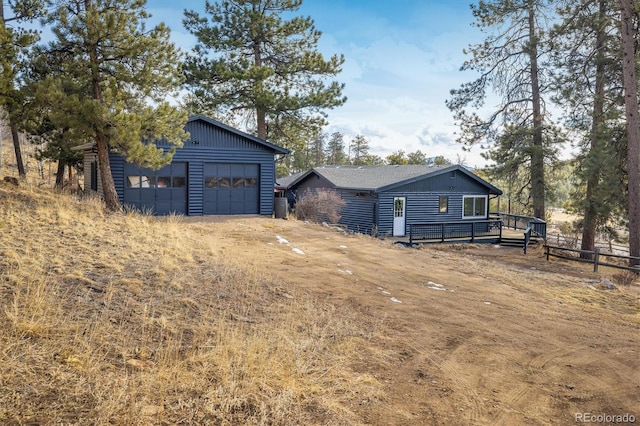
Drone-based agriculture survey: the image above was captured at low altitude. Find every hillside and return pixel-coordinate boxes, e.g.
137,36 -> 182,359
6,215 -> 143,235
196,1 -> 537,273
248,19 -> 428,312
0,182 -> 638,425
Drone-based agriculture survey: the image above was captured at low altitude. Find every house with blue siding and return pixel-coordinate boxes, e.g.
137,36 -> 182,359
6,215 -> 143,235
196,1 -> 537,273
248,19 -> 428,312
279,164 -> 503,237
75,115 -> 289,215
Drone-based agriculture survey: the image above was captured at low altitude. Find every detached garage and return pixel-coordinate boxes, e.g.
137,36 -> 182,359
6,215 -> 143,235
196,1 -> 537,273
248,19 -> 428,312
76,115 -> 289,216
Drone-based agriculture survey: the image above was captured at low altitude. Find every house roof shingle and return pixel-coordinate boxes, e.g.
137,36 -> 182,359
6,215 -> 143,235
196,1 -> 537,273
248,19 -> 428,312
282,164 -> 503,195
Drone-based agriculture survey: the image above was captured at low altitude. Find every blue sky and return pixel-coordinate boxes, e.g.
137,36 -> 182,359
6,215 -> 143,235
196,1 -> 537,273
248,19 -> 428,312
146,1 -> 487,166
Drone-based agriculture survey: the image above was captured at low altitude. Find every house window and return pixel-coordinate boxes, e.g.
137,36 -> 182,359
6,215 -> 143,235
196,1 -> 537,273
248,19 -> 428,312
463,196 -> 487,218
439,195 -> 448,213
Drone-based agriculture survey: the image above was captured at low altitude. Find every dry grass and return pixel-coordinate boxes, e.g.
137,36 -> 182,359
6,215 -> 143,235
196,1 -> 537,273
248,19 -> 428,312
0,182 -> 384,425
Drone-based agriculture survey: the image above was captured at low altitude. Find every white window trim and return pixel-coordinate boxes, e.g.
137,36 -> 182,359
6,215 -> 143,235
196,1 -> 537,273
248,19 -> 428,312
462,195 -> 488,219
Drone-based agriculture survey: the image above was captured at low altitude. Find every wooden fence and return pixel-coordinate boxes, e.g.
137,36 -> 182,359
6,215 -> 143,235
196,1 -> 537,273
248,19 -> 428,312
544,244 -> 640,273
545,232 -> 630,256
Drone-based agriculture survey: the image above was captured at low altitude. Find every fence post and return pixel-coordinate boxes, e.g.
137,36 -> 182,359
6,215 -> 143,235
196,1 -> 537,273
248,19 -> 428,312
594,247 -> 600,272
545,245 -> 549,261
441,223 -> 445,242
471,222 -> 475,243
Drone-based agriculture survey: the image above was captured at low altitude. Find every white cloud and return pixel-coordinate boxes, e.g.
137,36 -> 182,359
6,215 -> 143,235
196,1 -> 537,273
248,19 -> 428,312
146,0 -> 491,167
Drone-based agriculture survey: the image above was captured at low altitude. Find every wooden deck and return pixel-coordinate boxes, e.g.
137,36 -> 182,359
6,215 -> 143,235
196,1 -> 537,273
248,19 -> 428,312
390,227 -> 539,248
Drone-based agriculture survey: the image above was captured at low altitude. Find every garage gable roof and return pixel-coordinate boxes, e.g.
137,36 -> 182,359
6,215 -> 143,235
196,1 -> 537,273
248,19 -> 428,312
188,115 -> 290,154
285,165 -> 502,195
72,115 -> 290,155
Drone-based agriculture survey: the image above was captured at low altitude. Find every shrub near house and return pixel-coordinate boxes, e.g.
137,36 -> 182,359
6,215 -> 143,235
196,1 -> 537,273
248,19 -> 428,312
294,188 -> 345,224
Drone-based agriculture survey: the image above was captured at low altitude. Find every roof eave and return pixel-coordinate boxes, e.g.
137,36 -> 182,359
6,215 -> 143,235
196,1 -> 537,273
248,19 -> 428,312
188,115 -> 290,155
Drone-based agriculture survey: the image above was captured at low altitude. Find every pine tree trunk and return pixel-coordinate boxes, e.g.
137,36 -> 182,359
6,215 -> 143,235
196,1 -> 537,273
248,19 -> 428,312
55,160 -> 65,188
0,114 -> 4,175
257,109 -> 267,140
96,133 -> 121,212
620,0 -> 640,266
86,5 -> 121,212
10,120 -> 25,177
252,36 -> 268,140
581,0 -> 608,257
528,3 -> 545,219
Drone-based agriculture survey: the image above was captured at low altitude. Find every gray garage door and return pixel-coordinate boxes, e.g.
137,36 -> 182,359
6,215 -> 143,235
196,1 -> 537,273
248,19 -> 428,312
123,162 -> 187,215
203,163 -> 259,214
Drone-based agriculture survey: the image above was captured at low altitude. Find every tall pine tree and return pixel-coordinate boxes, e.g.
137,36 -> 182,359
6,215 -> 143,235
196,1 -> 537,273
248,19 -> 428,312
447,0 -> 562,219
0,0 -> 42,178
349,134 -> 370,166
325,131 -> 347,165
551,0 -> 627,254
183,0 -> 346,144
41,0 -> 188,211
619,0 -> 640,264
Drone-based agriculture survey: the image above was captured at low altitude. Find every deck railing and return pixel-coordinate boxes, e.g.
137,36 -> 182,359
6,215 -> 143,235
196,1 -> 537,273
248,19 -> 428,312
491,212 -> 547,239
409,220 -> 502,245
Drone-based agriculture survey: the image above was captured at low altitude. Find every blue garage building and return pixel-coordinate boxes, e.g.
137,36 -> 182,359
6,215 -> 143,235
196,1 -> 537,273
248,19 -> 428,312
76,115 -> 289,216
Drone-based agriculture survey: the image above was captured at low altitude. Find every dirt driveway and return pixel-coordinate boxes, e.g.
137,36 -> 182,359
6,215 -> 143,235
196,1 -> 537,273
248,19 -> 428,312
187,216 -> 640,425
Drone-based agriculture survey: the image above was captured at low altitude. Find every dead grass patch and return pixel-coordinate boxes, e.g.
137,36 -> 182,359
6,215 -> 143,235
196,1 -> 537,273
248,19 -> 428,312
0,184 -> 385,424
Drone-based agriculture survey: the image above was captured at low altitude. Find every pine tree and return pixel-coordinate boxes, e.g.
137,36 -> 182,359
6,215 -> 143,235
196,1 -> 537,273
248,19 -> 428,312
0,0 -> 42,178
183,0 -> 346,142
619,0 -> 640,264
349,134 -> 370,166
19,45 -> 86,188
308,132 -> 326,168
325,131 -> 347,165
41,0 -> 188,211
386,150 -> 408,165
289,127 -> 325,172
551,0 -> 627,254
447,0 -> 562,219
407,150 -> 427,165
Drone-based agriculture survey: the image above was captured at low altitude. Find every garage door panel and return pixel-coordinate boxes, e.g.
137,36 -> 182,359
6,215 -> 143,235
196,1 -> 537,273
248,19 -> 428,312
122,162 -> 187,215
156,190 -> 171,201
218,164 -> 230,176
155,202 -> 171,215
140,190 -> 155,203
203,162 -> 259,215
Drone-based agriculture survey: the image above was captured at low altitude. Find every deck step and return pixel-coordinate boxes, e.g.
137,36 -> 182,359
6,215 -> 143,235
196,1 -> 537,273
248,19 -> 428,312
500,237 -> 542,247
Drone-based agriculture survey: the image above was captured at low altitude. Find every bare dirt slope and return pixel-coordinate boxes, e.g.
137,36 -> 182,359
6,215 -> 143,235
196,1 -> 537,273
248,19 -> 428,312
187,216 -> 639,425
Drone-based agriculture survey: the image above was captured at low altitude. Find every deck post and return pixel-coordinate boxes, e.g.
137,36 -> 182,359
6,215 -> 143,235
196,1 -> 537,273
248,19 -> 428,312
594,247 -> 600,272
471,222 -> 475,243
441,223 -> 445,242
